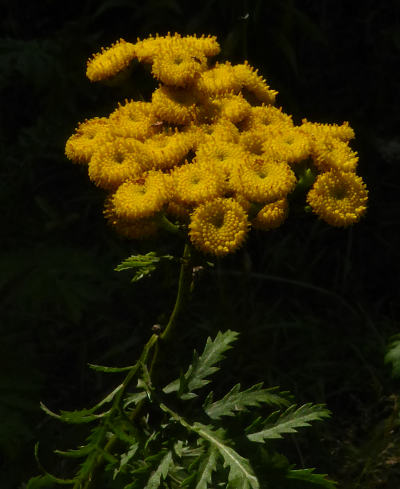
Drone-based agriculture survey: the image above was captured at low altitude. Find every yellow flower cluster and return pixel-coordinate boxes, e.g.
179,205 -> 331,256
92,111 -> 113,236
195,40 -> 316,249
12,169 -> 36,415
66,33 -> 368,256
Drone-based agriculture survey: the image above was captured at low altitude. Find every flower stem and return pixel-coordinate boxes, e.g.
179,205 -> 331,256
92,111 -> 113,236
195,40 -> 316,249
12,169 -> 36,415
77,242 -> 193,489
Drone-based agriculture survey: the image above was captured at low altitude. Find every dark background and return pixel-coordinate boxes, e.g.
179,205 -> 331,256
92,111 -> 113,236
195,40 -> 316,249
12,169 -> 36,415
1,1 -> 399,487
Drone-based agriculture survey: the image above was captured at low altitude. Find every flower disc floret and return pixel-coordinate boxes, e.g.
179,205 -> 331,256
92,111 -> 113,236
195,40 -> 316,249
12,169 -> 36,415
189,198 -> 249,256
306,170 -> 368,227
86,39 -> 136,82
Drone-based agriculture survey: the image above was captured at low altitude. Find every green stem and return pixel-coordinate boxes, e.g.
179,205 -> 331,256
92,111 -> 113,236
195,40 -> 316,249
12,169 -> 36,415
77,242 -> 193,489
161,242 -> 192,342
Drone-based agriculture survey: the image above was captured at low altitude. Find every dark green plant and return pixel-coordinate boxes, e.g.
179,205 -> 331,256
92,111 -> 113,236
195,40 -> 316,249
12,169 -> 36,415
27,247 -> 334,489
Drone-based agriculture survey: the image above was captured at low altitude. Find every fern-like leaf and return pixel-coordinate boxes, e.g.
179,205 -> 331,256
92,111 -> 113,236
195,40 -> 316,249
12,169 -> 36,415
113,443 -> 139,480
74,425 -> 108,483
88,363 -> 136,373
26,474 -> 59,489
143,450 -> 173,489
205,384 -> 290,420
40,383 -> 122,423
40,403 -> 109,423
115,252 -> 174,282
193,423 -> 259,489
286,468 -> 336,488
247,404 -> 330,443
163,330 -> 239,399
195,446 -> 218,489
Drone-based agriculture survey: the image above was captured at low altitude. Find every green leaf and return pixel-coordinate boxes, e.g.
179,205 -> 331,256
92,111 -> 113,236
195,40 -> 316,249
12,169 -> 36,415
195,446 -> 218,489
88,363 -> 136,373
163,330 -> 239,398
193,423 -> 259,489
124,391 -> 147,408
26,475 -> 57,489
205,384 -> 290,420
385,334 -> 400,378
54,445 -> 94,458
143,450 -> 173,489
113,443 -> 139,479
74,425 -> 108,482
115,252 -> 174,282
40,402 -> 109,423
286,468 -> 336,488
247,404 -> 330,443
34,443 -> 76,485
40,383 -> 122,422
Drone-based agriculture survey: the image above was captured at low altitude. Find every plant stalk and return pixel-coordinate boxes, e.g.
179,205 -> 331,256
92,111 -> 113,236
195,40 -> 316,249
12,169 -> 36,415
77,242 -> 193,489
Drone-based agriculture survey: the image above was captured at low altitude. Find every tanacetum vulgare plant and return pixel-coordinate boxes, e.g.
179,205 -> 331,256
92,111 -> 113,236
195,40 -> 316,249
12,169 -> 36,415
27,33 -> 368,489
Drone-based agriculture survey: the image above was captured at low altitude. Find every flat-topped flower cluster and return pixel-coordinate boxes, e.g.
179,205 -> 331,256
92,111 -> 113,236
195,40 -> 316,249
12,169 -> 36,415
65,33 -> 368,256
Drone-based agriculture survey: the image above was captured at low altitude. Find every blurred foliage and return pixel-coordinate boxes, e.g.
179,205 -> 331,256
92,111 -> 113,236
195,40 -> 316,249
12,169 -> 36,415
0,0 -> 399,488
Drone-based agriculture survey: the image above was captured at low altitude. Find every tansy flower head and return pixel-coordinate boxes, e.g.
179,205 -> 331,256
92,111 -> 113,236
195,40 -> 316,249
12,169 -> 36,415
133,33 -> 220,64
306,170 -> 368,227
109,100 -> 158,140
189,198 -> 249,256
239,128 -> 269,156
86,39 -> 136,82
233,61 -> 278,105
196,62 -> 241,96
178,34 -> 220,58
151,47 -> 207,87
310,136 -> 358,172
252,198 -> 289,230
166,200 -> 191,223
68,33 -> 368,250
300,119 -> 355,142
195,140 -> 247,188
236,104 -> 293,132
140,130 -> 195,170
262,125 -> 311,164
171,160 -> 226,206
111,171 -> 168,220
231,155 -> 297,203
65,118 -> 111,164
88,139 -> 144,190
152,85 -> 201,125
104,198 -> 158,239
210,92 -> 252,124
197,119 -> 240,145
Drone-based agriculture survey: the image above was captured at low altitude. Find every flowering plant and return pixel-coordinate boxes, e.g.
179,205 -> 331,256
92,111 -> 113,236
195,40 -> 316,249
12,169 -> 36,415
28,33 -> 368,489
66,33 -> 368,255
